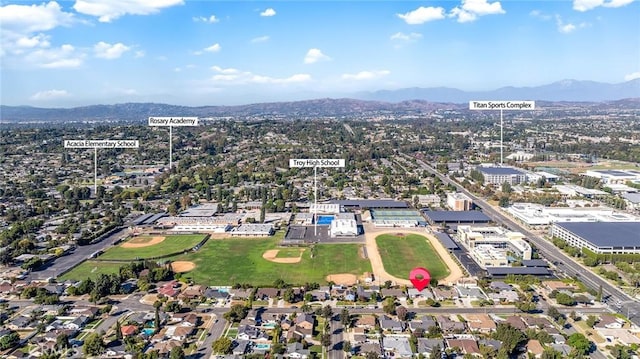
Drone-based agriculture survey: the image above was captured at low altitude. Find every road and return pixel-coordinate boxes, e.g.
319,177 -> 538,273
407,154 -> 640,325
27,227 -> 130,280
328,315 -> 345,359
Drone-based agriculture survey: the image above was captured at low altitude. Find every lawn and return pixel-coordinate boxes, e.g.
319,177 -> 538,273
59,260 -> 123,281
376,233 -> 450,280
171,234 -> 371,286
99,234 -> 207,260
275,248 -> 303,258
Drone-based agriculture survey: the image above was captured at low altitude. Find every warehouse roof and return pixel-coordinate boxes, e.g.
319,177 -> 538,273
555,222 -> 640,248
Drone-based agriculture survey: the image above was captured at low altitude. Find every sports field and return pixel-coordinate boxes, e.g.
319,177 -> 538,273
99,234 -> 206,260
375,233 -> 450,280
172,236 -> 371,286
59,260 -> 122,281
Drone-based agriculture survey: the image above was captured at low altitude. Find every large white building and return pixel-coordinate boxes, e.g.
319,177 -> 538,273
506,203 -> 639,227
156,217 -> 232,232
330,219 -> 358,237
457,225 -> 532,267
584,170 -> 640,185
550,222 -> 640,254
476,166 -> 527,186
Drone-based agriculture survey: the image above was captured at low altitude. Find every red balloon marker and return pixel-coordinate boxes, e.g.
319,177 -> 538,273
409,267 -> 431,291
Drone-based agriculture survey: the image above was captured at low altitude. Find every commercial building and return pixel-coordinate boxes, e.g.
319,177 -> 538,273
309,203 -> 340,214
447,192 -> 473,211
230,224 -> 275,237
457,226 -> 532,268
416,194 -> 441,207
156,217 -> 232,232
584,170 -> 640,185
330,219 -> 358,237
506,203 -> 639,227
550,222 -> 640,254
476,166 -> 526,186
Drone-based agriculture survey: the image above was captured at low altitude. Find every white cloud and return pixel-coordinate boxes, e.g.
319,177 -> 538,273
397,6 -> 445,24
94,41 -> 130,59
555,15 -> 589,33
30,89 -> 70,100
193,14 -> 219,23
390,32 -> 422,42
341,70 -> 391,80
14,33 -> 51,50
25,44 -> 85,68
0,1 -> 74,33
304,48 -> 331,64
204,43 -> 221,52
73,0 -> 184,22
450,0 -> 505,23
529,10 -> 552,21
573,0 -> 634,11
134,50 -> 145,58
211,66 -> 239,74
624,72 -> 640,81
260,8 -> 276,17
210,66 -> 311,85
251,35 -> 270,43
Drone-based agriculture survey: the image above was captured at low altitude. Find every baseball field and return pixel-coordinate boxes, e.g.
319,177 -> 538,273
375,233 -> 450,280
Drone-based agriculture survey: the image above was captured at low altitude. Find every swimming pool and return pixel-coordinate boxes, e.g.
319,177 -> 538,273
255,344 -> 271,350
142,328 -> 155,336
317,215 -> 334,225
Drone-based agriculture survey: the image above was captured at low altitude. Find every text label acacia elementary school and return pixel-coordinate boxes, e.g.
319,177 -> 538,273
63,140 -> 139,148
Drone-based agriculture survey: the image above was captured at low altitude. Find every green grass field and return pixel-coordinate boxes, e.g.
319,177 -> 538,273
275,248 -> 303,258
99,234 -> 206,260
59,260 -> 122,281
376,233 -> 450,280
172,235 -> 371,286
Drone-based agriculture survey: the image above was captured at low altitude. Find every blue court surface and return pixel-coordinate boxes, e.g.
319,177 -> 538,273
316,215 -> 335,225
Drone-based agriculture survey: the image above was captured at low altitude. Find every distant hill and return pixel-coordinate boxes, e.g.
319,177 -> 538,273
356,79 -> 640,103
1,79 -> 638,122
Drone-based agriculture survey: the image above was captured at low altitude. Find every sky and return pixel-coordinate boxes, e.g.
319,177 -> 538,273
0,0 -> 639,107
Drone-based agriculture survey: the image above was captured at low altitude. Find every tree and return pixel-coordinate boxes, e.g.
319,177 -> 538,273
567,333 -> 591,355
169,346 -> 185,359
224,304 -> 249,322
343,340 -> 352,353
547,306 -> 562,321
321,333 -> 332,349
383,297 -> 396,315
541,347 -> 563,359
396,306 -> 408,321
609,344 -> 632,359
283,288 -> 295,303
212,337 -> 233,354
585,315 -> 598,328
56,332 -> 70,351
321,305 -> 333,319
83,333 -> 106,356
555,292 -> 576,306
0,330 -> 19,350
492,323 -> 525,356
340,308 -> 351,327
115,320 -> 122,340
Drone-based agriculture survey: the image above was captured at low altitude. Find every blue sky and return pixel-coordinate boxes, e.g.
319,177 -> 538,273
1,0 -> 638,106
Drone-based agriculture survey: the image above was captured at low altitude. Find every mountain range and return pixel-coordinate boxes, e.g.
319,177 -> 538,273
1,79 -> 638,122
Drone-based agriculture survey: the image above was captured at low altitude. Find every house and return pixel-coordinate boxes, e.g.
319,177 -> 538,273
526,339 -> 545,358
229,288 -> 252,300
105,339 -> 127,357
435,315 -> 466,333
165,325 -> 194,341
455,286 -> 486,299
409,317 -> 437,333
408,287 -> 434,299
489,290 -> 519,303
446,338 -> 481,357
232,339 -> 251,355
247,309 -> 262,324
355,315 -> 377,329
153,339 -> 184,356
504,316 -> 527,331
382,337 -> 413,358
379,315 -> 404,332
478,339 -> 502,353
594,314 -> 624,329
380,288 -> 405,299
542,281 -> 577,293
64,316 -> 89,331
522,316 -> 554,330
7,316 -> 33,330
352,327 -> 367,343
309,288 -> 329,301
262,313 -> 282,325
255,287 -> 280,300
173,312 -> 200,327
356,342 -> 382,357
597,329 -> 640,346
237,325 -> 261,340
69,306 -> 100,318
287,342 -> 310,359
179,285 -> 204,300
291,325 -> 313,339
432,287 -> 458,301
550,343 -> 572,355
296,314 -> 315,330
204,288 -> 230,302
464,314 -> 496,333
120,325 -> 138,337
417,338 -> 445,356
489,281 -> 512,291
